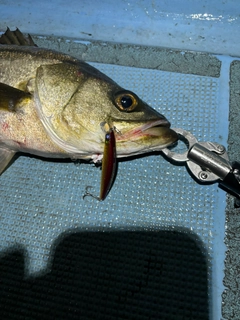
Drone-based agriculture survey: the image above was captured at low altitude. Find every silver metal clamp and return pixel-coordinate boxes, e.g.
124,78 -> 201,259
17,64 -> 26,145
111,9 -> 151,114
162,128 -> 240,205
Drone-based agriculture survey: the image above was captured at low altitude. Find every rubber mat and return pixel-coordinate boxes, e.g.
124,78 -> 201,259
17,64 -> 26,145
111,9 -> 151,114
0,61 -> 227,319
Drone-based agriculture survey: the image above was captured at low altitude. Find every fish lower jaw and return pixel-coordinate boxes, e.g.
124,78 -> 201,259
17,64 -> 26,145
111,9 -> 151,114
115,128 -> 178,144
114,120 -> 172,142
115,144 -> 172,158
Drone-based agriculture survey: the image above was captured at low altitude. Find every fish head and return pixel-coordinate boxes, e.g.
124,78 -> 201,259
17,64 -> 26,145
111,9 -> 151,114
108,90 -> 178,157
34,62 -> 178,160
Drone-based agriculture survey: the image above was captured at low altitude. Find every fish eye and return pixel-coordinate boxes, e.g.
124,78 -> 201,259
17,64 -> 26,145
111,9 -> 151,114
114,90 -> 138,112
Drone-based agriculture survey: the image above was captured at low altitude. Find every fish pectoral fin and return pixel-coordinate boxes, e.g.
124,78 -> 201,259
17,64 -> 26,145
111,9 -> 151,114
0,83 -> 31,112
0,148 -> 16,175
0,27 -> 36,46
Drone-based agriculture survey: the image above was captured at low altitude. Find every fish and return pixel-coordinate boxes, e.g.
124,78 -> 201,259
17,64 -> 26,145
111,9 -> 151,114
0,28 -> 178,197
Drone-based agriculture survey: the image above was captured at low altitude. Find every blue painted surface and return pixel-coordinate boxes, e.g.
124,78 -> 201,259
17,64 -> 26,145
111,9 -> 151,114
0,0 -> 240,56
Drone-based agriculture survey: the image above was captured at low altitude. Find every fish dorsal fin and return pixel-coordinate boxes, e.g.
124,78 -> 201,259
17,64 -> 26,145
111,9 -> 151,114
0,27 -> 36,46
0,148 -> 16,175
0,82 -> 31,112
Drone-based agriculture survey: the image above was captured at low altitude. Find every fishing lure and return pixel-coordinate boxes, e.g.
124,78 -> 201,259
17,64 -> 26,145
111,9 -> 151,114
100,128 -> 117,200
84,128 -> 117,201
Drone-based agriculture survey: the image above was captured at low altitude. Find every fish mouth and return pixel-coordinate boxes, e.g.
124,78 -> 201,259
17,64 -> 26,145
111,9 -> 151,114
115,119 -> 177,142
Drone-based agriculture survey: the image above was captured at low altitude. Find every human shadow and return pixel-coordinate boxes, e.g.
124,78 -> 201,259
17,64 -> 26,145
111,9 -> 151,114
0,230 -> 209,320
